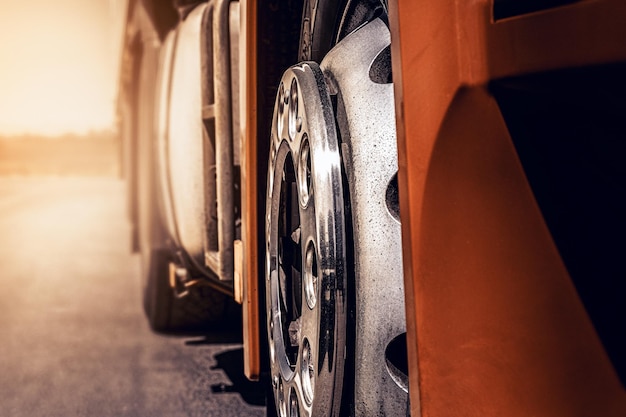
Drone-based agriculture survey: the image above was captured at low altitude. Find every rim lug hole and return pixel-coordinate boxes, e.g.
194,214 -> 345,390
278,378 -> 287,417
296,117 -> 303,132
288,78 -> 299,141
277,83 -> 285,135
298,136 -> 311,208
290,388 -> 300,417
304,241 -> 318,309
301,338 -> 315,405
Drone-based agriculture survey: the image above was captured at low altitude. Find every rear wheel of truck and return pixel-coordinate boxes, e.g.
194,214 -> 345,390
138,24 -> 233,334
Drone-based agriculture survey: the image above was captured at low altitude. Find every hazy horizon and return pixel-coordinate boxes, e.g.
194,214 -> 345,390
0,0 -> 127,136
0,128 -> 118,140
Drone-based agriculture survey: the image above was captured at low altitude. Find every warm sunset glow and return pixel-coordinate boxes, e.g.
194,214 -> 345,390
0,0 -> 127,136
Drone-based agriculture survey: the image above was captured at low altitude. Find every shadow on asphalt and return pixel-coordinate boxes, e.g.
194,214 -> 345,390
182,334 -> 268,408
210,348 -> 267,407
183,330 -> 242,345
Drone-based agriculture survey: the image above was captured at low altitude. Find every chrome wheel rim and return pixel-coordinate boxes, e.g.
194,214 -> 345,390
266,62 -> 346,417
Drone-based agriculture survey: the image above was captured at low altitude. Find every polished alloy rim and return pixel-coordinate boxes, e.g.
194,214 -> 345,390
266,62 -> 346,416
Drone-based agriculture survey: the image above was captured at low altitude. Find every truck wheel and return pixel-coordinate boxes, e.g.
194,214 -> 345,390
265,1 -> 407,415
139,28 -> 233,334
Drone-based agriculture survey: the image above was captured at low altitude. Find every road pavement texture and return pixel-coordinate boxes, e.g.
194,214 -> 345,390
0,177 -> 267,417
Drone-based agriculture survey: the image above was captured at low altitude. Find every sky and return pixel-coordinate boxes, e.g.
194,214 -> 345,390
0,0 -> 127,136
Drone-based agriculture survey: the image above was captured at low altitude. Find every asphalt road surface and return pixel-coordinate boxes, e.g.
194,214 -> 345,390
0,177 -> 268,417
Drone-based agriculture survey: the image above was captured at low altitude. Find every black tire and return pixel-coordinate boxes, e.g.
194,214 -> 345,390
142,249 -> 234,333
